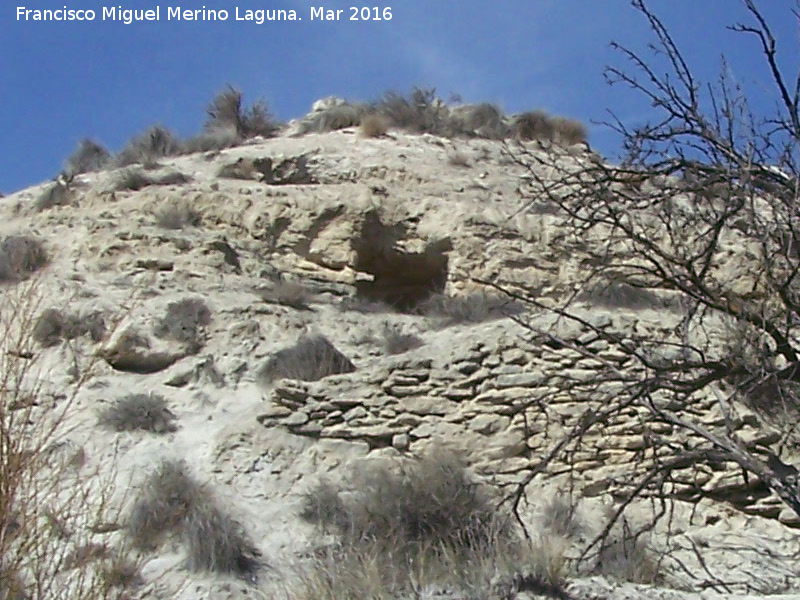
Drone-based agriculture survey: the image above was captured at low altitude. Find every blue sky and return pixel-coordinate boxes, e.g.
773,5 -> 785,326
2,1 -> 798,192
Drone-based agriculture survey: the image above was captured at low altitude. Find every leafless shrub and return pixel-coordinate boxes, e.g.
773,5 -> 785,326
258,335 -> 355,383
32,308 -> 106,347
0,235 -> 47,282
552,117 -> 587,145
153,297 -> 211,349
128,460 -> 259,576
116,125 -> 181,167
359,113 -> 390,138
206,86 -> 280,140
511,110 -> 556,142
376,88 -> 450,136
98,393 -> 177,434
418,291 -> 524,326
381,325 -> 423,355
593,520 -> 661,585
0,283 -> 136,600
65,139 -> 111,175
154,202 -> 202,229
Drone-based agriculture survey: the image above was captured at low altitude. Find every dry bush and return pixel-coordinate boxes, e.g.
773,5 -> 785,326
511,110 -> 556,142
98,393 -> 177,434
375,88 -> 450,136
552,117 -> 587,145
294,449 -> 559,600
301,449 -> 500,550
153,297 -> 211,349
114,169 -> 189,192
32,308 -> 106,347
418,291 -> 524,326
359,113 -> 390,138
65,139 -> 111,175
0,236 -> 48,283
447,150 -> 471,168
578,279 -> 665,310
451,103 -> 508,139
154,201 -> 202,230
183,126 -> 239,153
113,169 -> 153,192
255,280 -> 313,310
128,460 -> 259,577
258,335 -> 355,383
592,519 -> 661,585
0,284 -> 138,600
115,125 -> 181,167
206,86 -> 280,140
299,103 -> 367,134
381,325 -> 423,355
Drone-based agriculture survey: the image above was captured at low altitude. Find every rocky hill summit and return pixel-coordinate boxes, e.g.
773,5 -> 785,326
1,93 -> 799,600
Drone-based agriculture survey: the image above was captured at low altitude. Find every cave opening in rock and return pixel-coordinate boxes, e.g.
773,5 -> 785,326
353,212 -> 451,312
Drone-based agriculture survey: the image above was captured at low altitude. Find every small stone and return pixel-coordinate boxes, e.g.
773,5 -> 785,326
392,433 -> 410,451
284,411 -> 310,427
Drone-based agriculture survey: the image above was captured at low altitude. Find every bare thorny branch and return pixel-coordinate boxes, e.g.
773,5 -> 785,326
489,0 -> 800,585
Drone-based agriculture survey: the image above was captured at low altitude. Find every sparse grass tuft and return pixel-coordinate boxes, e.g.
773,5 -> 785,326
128,460 -> 260,576
359,113 -> 390,138
98,393 -> 177,434
258,335 -> 355,383
0,235 -> 48,282
32,308 -> 106,347
381,325 -> 423,355
153,297 -> 211,349
182,500 -> 260,576
454,103 -> 508,139
113,169 -> 154,191
183,126 -> 240,153
128,460 -> 204,549
579,279 -> 664,310
65,139 -> 111,175
418,291 -> 523,326
447,150 -> 471,167
154,201 -> 202,229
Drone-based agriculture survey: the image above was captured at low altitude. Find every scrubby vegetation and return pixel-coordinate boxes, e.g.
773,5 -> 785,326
153,297 -> 212,349
65,139 -> 111,175
255,280 -> 314,309
0,235 -> 47,282
297,448 -> 566,600
115,125 -> 181,167
98,393 -> 177,434
154,201 -> 202,229
258,335 -> 355,383
380,324 -> 423,355
32,307 -> 106,347
419,291 -> 524,326
128,460 -> 259,576
205,86 -> 280,140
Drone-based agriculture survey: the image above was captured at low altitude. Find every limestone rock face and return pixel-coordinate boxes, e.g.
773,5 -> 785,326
3,123 -> 798,600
